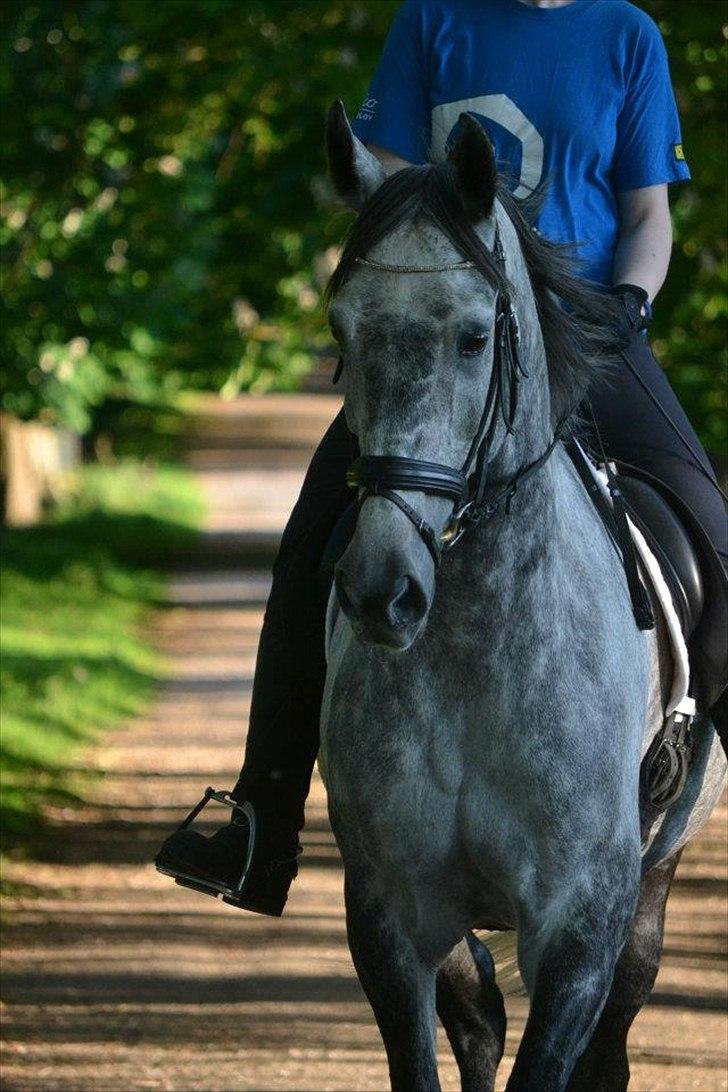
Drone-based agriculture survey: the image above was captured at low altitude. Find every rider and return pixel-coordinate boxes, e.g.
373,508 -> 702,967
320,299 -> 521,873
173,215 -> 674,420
156,0 -> 728,916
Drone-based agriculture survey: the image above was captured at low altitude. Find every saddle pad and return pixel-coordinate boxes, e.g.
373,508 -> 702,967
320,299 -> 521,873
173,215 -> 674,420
574,441 -> 690,718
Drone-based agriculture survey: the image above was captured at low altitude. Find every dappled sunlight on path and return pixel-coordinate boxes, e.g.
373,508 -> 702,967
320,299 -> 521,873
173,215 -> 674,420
2,397 -> 726,1091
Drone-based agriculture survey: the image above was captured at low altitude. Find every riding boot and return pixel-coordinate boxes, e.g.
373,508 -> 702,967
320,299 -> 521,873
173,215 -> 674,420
155,609 -> 324,916
154,767 -> 307,917
156,831 -> 300,918
154,605 -> 323,916
155,516 -> 341,915
705,555 -> 728,759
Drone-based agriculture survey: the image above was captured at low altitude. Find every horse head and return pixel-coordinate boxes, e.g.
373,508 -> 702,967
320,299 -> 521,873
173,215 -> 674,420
325,102 -> 541,650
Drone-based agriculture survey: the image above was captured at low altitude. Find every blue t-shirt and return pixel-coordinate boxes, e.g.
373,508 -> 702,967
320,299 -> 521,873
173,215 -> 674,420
352,0 -> 690,285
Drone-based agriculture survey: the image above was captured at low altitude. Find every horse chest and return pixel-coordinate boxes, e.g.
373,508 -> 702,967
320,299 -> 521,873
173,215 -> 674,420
322,582 -> 646,925
326,720 -> 533,929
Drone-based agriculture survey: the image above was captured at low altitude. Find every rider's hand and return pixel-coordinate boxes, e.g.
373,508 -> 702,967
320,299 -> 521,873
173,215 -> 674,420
609,283 -> 651,334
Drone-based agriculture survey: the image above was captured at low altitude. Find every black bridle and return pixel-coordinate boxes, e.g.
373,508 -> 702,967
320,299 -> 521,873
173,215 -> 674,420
343,227 -> 566,566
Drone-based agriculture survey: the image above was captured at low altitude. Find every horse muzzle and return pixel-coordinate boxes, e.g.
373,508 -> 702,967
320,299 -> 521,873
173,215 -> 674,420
335,549 -> 431,650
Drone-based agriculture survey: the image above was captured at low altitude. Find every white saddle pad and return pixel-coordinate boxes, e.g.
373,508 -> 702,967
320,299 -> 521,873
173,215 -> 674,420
574,441 -> 692,719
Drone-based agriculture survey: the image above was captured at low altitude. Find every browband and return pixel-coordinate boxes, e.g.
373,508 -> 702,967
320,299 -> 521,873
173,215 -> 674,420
354,256 -> 476,274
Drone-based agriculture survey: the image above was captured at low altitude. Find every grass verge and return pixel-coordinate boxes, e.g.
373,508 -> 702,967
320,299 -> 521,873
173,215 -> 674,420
0,461 -> 204,856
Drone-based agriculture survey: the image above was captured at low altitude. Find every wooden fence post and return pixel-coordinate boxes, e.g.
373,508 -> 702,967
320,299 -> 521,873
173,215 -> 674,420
0,413 -> 80,527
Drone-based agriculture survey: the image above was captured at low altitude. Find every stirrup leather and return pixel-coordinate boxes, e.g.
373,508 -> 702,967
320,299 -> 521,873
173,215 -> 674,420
155,786 -> 257,904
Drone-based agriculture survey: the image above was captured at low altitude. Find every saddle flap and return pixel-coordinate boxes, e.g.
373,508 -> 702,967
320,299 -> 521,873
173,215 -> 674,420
615,462 -> 728,710
618,474 -> 703,638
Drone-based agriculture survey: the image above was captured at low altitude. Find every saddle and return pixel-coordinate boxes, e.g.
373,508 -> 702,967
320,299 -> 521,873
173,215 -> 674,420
614,463 -> 727,713
569,446 -> 727,710
568,443 -> 727,837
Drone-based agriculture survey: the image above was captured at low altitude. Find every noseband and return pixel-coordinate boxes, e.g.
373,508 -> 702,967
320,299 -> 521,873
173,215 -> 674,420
343,227 -> 566,566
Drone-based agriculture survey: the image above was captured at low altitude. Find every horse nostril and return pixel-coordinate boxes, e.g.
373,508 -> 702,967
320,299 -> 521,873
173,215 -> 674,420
387,575 -> 427,629
335,565 -> 429,642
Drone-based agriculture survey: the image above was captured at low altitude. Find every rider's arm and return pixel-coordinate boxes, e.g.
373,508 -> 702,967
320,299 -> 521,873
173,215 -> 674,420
351,0 -> 431,166
612,184 -> 673,304
610,13 -> 689,307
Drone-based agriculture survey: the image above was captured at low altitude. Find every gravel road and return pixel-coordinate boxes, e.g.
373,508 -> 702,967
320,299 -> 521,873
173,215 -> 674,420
3,396 -> 725,1091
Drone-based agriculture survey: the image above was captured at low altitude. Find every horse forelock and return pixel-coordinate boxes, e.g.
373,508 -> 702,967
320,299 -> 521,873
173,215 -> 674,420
326,162 -> 623,429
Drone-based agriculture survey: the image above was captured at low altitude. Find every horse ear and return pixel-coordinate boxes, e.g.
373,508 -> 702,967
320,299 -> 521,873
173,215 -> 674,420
326,100 -> 387,209
448,113 -> 497,221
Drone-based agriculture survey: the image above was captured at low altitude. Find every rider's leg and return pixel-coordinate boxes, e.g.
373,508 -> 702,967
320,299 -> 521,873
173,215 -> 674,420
156,408 -> 356,912
231,408 -> 356,824
590,332 -> 727,751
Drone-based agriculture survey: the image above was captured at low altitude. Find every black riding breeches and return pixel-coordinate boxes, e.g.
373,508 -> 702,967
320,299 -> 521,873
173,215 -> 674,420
232,411 -> 355,826
233,333 -> 727,822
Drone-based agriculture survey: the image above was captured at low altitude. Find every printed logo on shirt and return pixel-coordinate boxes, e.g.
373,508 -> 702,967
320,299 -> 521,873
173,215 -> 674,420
356,97 -> 378,123
673,143 -> 685,161
431,95 -> 544,200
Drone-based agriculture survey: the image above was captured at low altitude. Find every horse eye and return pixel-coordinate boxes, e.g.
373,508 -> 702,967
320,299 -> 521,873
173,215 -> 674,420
459,332 -> 488,357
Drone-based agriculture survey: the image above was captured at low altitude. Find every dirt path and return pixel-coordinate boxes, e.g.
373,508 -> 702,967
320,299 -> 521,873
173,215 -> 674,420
2,397 -> 726,1091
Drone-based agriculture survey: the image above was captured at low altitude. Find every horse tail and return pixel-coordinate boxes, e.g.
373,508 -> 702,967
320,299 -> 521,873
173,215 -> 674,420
471,930 -> 525,997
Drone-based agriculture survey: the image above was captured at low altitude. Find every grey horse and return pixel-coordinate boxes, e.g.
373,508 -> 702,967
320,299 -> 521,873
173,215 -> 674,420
318,104 -> 726,1092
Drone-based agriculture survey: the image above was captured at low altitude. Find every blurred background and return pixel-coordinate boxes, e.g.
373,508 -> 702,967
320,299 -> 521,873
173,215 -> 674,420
1,5 -> 726,1089
1,0 -> 726,856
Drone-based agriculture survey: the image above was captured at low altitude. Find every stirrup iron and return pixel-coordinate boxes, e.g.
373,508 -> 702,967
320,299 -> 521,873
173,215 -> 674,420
155,786 -> 257,904
640,698 -> 696,843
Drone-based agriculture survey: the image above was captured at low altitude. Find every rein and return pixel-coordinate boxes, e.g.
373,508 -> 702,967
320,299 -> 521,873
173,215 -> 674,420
343,226 -> 563,566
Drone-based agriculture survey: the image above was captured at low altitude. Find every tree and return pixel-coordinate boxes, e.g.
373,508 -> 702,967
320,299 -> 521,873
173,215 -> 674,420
1,0 -> 725,451
643,1 -> 727,453
1,0 -> 391,431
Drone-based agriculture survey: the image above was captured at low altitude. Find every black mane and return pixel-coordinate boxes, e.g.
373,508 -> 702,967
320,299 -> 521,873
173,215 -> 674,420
326,162 -> 624,426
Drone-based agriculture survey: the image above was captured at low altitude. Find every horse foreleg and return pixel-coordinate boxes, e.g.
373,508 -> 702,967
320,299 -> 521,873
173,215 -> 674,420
566,850 -> 682,1092
506,851 -> 641,1092
345,878 -> 441,1092
436,932 -> 506,1092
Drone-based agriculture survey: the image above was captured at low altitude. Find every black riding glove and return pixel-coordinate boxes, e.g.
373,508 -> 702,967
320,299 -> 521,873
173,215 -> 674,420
608,283 -> 651,334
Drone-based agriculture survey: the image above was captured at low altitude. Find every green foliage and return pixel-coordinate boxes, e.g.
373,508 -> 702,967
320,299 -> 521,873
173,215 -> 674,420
0,0 -> 389,430
1,0 -> 725,450
0,461 -> 204,848
643,2 -> 727,453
